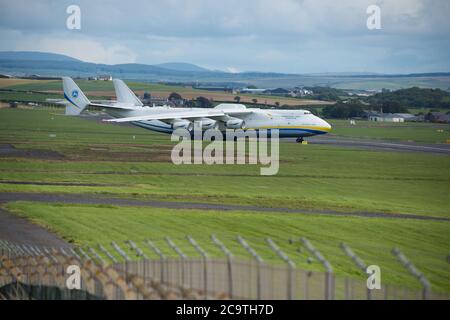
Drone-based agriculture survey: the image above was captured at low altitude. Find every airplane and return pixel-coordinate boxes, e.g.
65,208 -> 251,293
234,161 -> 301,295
61,77 -> 331,143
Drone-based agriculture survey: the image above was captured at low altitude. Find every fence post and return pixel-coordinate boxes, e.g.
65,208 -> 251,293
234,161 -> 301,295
88,247 -> 106,265
211,234 -> 234,299
340,242 -> 371,300
165,237 -> 187,287
186,235 -> 209,298
111,241 -> 130,282
14,243 -> 25,257
146,240 -> 166,283
301,237 -> 334,300
76,247 -> 91,261
0,240 -> 5,256
392,248 -> 431,300
24,244 -> 37,256
237,235 -> 263,300
2,240 -> 15,257
126,240 -> 148,260
110,242 -> 130,261
43,247 -> 59,263
126,240 -> 148,289
98,244 -> 118,264
32,245 -> 44,256
266,238 -> 296,300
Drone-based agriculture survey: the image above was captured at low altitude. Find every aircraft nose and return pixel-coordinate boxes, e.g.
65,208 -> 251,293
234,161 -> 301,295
316,117 -> 331,132
323,119 -> 332,131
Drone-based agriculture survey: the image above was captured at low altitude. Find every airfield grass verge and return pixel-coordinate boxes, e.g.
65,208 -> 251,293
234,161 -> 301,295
5,201 -> 450,293
328,119 -> 450,143
1,108 -> 450,217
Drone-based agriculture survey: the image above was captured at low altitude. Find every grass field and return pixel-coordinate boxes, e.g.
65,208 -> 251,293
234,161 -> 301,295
328,119 -> 450,143
0,107 -> 449,293
0,78 -> 56,88
0,108 -> 449,217
0,91 -> 62,102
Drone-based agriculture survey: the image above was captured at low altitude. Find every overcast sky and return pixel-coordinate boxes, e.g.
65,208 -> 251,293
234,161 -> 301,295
0,0 -> 449,73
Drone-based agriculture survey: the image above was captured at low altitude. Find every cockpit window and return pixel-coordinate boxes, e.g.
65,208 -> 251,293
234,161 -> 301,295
304,111 -> 311,114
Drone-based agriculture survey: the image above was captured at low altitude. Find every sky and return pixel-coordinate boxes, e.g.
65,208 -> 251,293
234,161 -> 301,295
0,0 -> 449,74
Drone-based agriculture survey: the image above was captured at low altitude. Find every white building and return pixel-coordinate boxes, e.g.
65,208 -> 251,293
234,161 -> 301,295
368,112 -> 404,122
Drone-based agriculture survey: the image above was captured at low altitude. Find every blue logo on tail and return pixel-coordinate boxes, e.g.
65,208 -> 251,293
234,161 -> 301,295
71,90 -> 79,98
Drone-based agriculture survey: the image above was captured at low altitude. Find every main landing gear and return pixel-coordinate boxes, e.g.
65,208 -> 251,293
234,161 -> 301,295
296,137 -> 304,143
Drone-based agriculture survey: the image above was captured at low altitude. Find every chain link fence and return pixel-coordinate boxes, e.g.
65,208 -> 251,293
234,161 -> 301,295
1,238 -> 449,300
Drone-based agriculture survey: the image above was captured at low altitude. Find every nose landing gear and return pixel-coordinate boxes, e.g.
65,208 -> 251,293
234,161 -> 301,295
296,137 -> 304,143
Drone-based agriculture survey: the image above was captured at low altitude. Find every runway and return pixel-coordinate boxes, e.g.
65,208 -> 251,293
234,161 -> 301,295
285,136 -> 450,155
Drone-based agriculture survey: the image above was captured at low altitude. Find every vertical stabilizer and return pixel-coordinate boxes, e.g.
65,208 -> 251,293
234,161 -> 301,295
113,79 -> 143,106
62,77 -> 90,115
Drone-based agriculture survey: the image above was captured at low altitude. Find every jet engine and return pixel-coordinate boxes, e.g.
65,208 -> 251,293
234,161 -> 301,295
172,119 -> 193,131
225,119 -> 246,129
198,118 -> 219,130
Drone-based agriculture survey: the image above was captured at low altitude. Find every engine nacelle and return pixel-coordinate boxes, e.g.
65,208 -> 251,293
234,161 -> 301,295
225,119 -> 246,129
172,119 -> 193,131
198,118 -> 218,130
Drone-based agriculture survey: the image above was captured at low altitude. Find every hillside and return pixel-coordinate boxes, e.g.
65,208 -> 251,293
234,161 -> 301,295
156,62 -> 210,72
1,51 -> 450,90
0,51 -> 80,62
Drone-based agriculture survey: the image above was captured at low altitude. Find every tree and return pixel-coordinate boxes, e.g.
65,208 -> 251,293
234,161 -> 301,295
275,102 -> 280,107
234,96 -> 241,103
196,96 -> 212,108
143,92 -> 151,100
252,98 -> 258,104
380,101 -> 408,113
185,99 -> 196,108
366,87 -> 450,110
168,92 -> 183,101
322,102 -> 366,119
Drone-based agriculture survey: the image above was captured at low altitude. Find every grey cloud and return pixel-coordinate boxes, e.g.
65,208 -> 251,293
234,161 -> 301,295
0,0 -> 449,73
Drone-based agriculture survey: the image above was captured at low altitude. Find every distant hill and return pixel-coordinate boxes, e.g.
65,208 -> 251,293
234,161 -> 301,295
0,51 -> 449,90
156,62 -> 210,72
0,51 -> 81,62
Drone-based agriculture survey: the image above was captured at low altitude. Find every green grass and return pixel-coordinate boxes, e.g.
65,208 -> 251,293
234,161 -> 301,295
328,119 -> 450,143
6,201 -> 450,293
1,108 -> 449,218
0,91 -> 62,102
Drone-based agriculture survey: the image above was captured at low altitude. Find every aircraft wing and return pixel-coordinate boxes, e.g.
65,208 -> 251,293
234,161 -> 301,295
104,109 -> 252,123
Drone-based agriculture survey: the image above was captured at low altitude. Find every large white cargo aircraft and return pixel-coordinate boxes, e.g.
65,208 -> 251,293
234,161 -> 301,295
62,77 -> 331,142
